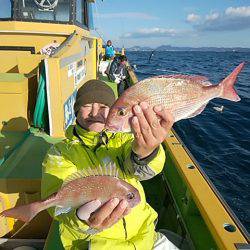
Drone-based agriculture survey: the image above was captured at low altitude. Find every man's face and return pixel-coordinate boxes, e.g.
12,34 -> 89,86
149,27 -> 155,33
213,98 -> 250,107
107,41 -> 112,46
76,103 -> 110,132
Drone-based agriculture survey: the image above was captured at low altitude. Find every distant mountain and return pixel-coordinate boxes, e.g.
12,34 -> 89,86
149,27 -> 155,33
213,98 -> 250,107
126,45 -> 250,52
126,46 -> 152,51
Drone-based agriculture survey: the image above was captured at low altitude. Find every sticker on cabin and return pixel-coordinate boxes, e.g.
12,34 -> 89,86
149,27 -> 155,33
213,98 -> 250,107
64,91 -> 77,130
68,62 -> 77,78
74,62 -> 86,87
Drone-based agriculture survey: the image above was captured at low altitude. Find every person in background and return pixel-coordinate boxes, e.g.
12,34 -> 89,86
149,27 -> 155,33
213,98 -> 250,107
105,40 -> 115,60
107,55 -> 130,96
41,80 -> 178,249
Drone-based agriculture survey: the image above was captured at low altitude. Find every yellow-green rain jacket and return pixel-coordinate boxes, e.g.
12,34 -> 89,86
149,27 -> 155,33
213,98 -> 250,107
41,124 -> 166,250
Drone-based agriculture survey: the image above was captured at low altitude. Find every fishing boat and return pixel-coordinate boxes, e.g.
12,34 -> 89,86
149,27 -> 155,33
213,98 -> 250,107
0,1 -> 249,249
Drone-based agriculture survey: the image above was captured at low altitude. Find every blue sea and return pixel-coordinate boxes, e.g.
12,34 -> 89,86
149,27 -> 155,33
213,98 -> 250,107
126,51 -> 250,233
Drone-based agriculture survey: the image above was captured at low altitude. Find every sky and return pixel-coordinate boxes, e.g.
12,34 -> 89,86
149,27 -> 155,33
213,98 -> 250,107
92,0 -> 250,48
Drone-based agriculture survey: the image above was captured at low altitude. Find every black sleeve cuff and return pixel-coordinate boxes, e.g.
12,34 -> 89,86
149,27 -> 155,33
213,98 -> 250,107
131,147 -> 160,166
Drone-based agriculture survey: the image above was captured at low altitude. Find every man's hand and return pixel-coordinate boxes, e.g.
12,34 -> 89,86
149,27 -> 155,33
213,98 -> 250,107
78,198 -> 130,231
131,102 -> 174,159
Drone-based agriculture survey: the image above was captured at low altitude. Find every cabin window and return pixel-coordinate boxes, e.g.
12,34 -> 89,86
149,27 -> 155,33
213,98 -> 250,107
88,2 -> 94,30
0,0 -> 95,29
76,0 -> 83,24
17,0 -> 70,22
0,0 -> 12,18
75,0 -> 89,28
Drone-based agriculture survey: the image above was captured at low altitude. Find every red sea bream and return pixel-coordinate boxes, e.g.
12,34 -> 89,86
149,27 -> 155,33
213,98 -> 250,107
105,63 -> 245,132
0,163 -> 141,223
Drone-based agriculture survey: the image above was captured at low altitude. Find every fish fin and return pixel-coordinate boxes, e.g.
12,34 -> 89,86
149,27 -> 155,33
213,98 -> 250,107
98,164 -> 103,176
174,102 -> 208,122
86,167 -> 94,176
62,170 -> 88,187
54,206 -> 72,216
198,81 -> 212,87
186,104 -> 208,119
99,158 -> 119,177
156,74 -> 210,84
95,161 -> 119,177
219,62 -> 244,102
62,162 -> 119,187
103,164 -> 108,176
107,162 -> 119,177
85,167 -> 92,176
91,167 -> 97,176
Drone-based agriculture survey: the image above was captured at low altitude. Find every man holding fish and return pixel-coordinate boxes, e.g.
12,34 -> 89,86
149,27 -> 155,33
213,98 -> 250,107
41,61 -> 244,249
41,80 -> 175,249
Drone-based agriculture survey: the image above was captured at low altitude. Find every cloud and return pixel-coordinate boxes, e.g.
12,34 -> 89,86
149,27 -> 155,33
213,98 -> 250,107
205,13 -> 220,21
189,6 -> 250,31
121,28 -> 179,39
186,13 -> 200,23
225,6 -> 250,17
95,12 -> 158,20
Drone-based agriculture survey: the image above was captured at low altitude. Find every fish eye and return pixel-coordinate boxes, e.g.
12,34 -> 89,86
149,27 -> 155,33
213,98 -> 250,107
127,192 -> 135,200
118,108 -> 126,116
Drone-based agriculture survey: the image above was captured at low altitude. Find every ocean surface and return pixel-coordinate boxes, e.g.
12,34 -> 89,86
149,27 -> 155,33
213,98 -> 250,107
126,51 -> 250,233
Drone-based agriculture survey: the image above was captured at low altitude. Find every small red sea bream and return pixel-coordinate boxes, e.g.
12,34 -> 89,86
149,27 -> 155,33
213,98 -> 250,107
105,63 -> 245,132
0,163 -> 140,223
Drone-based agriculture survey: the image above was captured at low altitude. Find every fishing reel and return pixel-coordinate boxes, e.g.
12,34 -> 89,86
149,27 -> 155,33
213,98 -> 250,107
34,0 -> 58,10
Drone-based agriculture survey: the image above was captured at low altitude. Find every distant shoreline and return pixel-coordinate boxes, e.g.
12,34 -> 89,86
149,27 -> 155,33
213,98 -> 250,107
124,45 -> 250,52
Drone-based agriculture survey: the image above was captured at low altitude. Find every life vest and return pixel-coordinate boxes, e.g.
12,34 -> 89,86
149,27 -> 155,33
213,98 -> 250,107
105,45 -> 115,59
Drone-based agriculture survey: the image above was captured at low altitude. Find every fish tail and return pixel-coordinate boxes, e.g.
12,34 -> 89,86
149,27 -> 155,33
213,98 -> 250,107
0,202 -> 41,223
0,200 -> 50,223
219,62 -> 245,102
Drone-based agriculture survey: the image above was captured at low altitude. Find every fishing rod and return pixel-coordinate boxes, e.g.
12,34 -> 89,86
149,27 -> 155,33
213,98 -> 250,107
94,2 -> 122,53
93,0 -> 106,44
148,49 -> 157,63
94,28 -> 106,44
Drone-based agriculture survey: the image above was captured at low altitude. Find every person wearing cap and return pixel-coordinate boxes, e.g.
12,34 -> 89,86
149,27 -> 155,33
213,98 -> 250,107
41,80 -> 176,249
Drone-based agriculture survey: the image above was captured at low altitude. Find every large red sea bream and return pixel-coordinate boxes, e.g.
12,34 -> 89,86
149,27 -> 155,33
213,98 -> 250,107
105,63 -> 245,132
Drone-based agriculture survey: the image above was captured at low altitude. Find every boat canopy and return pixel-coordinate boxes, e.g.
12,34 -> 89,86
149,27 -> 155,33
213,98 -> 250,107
0,0 -> 94,29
